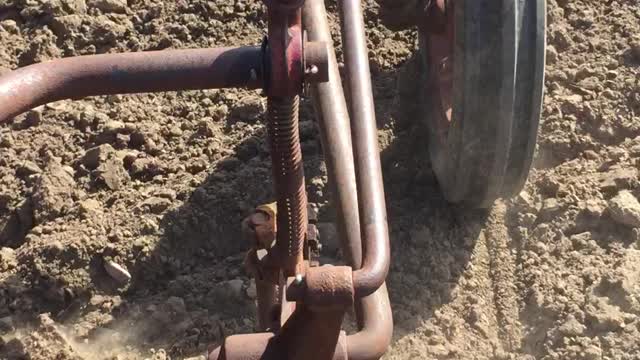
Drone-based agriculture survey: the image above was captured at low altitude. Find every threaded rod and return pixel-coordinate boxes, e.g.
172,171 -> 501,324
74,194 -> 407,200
267,96 -> 308,276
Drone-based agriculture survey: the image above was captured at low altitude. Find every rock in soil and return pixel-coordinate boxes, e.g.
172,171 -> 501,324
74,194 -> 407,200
104,260 -> 132,284
608,190 -> 640,227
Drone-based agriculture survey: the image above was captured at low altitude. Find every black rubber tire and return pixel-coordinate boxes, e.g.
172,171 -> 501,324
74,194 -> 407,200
419,0 -> 546,208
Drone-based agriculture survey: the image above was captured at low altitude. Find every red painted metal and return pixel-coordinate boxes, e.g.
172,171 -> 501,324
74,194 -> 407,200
424,0 -> 455,142
267,6 -> 303,97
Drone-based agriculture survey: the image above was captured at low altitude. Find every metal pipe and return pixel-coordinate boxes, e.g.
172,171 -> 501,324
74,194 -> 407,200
210,286 -> 392,360
303,0 -> 363,270
209,310 -> 348,360
278,307 -> 347,360
338,0 -> 391,298
256,277 -> 279,331
346,284 -> 393,360
0,46 -> 263,123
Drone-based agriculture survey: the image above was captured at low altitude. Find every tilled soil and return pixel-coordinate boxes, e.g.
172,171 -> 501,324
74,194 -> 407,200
1,0 -> 639,359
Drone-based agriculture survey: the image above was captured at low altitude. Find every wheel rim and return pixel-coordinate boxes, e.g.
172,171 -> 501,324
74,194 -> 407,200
423,0 -> 454,146
418,0 -> 546,207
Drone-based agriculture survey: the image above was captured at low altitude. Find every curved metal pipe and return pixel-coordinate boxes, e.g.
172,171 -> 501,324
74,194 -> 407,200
210,286 -> 392,360
303,0 -> 363,270
0,46 -> 263,123
338,0 -> 391,298
347,284 -> 393,360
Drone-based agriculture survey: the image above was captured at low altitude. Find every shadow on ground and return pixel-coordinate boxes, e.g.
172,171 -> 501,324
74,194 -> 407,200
0,50 -> 490,359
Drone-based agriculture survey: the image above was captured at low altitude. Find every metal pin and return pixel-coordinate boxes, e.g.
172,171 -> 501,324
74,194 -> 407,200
294,274 -> 303,285
306,65 -> 319,75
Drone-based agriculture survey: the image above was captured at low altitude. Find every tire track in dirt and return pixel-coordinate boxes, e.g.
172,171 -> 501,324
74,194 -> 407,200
483,201 -> 523,353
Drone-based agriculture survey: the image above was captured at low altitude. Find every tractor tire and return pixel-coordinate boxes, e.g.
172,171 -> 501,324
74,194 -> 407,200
411,0 -> 546,208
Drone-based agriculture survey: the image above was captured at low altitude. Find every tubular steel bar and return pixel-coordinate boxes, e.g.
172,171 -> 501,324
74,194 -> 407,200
347,284 -> 393,360
338,0 -> 391,298
209,285 -> 391,360
303,0 -> 363,270
0,46 -> 263,123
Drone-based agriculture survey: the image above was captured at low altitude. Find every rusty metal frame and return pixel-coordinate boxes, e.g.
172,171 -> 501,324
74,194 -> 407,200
0,47 -> 265,122
0,0 -> 393,358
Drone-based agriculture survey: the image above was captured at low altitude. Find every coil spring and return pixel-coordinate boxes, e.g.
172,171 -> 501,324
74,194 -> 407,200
267,96 -> 307,276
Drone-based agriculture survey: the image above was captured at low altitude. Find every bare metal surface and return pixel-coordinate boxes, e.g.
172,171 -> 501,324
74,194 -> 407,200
286,266 -> 354,310
303,0 -> 363,271
338,0 -> 391,298
347,284 -> 393,360
267,96 -> 308,277
0,46 -> 263,123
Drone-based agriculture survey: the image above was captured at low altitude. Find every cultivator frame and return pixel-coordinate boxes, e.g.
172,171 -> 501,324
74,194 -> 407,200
0,0 -> 394,359
0,0 -> 548,356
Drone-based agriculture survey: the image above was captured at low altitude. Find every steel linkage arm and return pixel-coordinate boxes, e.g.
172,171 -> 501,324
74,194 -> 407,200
338,0 -> 391,299
288,0 -> 392,303
285,0 -> 391,306
0,46 -> 264,123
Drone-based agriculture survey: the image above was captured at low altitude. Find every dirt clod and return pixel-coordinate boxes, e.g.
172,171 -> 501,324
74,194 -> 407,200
608,190 -> 640,227
31,159 -> 77,224
87,0 -> 127,13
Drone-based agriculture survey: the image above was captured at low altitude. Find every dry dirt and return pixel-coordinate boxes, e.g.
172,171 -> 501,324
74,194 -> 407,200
1,0 -> 640,359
